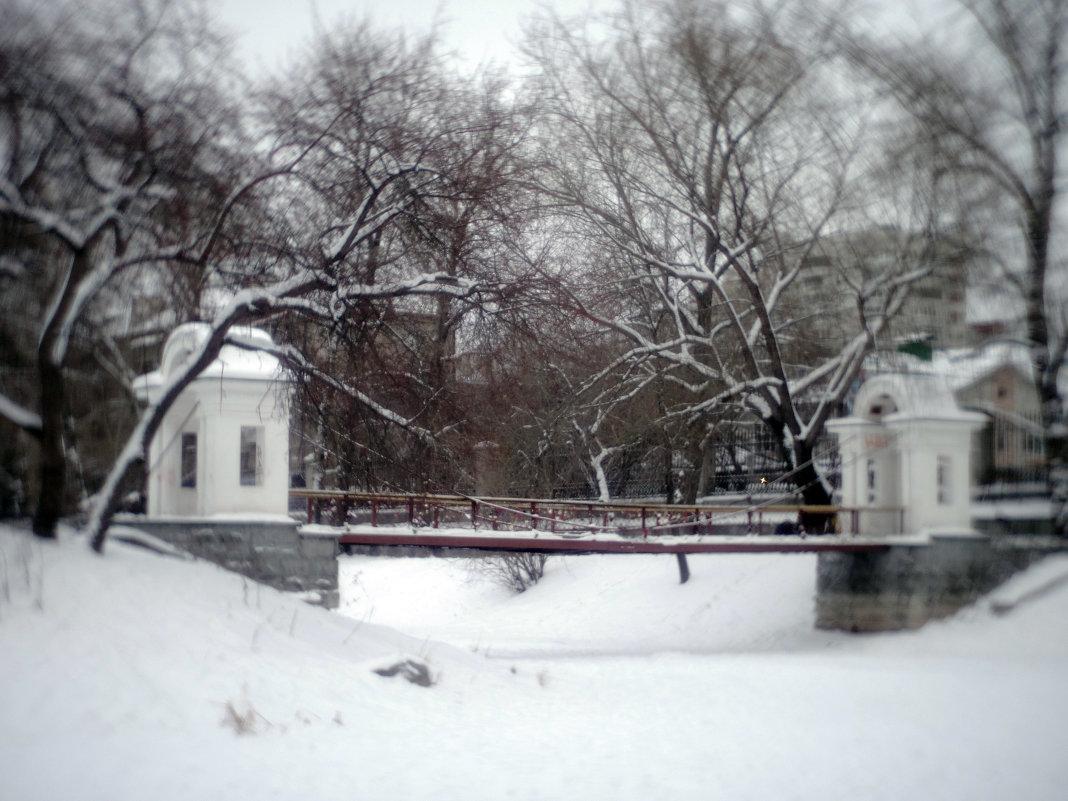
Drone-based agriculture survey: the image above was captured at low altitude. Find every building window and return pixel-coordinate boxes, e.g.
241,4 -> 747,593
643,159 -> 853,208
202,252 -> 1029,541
240,426 -> 264,486
180,433 -> 197,489
937,455 -> 951,505
866,458 -> 877,504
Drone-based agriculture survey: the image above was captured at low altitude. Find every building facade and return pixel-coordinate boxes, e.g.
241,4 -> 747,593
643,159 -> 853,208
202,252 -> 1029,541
791,227 -> 973,353
136,324 -> 292,518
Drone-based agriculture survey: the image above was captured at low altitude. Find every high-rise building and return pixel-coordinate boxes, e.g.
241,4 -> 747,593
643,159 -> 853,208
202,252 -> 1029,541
787,227 -> 973,353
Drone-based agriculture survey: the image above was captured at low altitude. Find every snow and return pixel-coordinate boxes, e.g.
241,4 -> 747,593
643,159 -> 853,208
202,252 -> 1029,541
158,322 -> 286,383
934,341 -> 1035,393
121,512 -> 301,525
2,522 -> 1068,800
972,498 -> 1052,520
878,340 -> 1068,398
852,369 -> 976,421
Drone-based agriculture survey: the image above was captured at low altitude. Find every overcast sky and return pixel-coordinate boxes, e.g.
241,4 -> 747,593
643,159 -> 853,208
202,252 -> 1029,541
214,0 -> 618,75
214,0 -> 947,77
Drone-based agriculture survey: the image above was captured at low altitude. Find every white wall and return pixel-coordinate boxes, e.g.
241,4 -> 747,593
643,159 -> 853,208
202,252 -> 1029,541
148,391 -> 202,517
890,418 -> 978,532
144,325 -> 291,519
829,373 -> 984,536
189,378 -> 290,517
828,417 -> 904,535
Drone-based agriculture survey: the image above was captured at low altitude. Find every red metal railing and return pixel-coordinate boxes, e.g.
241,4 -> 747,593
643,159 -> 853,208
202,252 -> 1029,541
290,489 -> 904,536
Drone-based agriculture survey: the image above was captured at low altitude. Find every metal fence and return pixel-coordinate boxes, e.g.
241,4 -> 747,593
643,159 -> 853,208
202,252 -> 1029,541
291,489 -> 890,536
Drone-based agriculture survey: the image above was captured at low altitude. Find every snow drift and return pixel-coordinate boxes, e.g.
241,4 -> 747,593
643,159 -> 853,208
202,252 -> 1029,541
2,523 -> 1067,800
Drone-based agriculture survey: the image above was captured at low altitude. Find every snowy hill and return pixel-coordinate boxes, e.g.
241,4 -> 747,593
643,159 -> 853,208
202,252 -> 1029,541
2,523 -> 1067,800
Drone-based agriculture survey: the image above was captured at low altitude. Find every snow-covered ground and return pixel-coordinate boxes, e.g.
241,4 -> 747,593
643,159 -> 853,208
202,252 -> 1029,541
2,522 -> 1067,800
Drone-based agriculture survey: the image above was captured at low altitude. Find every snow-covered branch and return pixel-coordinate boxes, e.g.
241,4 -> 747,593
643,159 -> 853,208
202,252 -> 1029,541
225,335 -> 435,443
0,393 -> 42,436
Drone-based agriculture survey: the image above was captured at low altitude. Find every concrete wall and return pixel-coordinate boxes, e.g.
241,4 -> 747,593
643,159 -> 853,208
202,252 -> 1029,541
816,532 -> 1056,632
119,518 -> 339,608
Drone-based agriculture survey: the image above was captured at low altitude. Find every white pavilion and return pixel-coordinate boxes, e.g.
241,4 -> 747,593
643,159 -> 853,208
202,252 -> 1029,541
135,323 -> 292,519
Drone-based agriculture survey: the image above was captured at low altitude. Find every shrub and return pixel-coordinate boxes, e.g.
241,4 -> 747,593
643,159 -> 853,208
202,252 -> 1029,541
476,552 -> 549,593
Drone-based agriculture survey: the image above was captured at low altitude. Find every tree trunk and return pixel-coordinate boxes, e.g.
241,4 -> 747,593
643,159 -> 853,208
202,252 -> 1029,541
1047,430 -> 1067,539
31,357 -> 65,538
1037,377 -> 1067,538
695,440 -> 715,500
88,320 -> 235,552
1026,195 -> 1066,538
664,446 -> 692,583
790,437 -> 834,534
678,451 -> 701,507
663,447 -> 676,504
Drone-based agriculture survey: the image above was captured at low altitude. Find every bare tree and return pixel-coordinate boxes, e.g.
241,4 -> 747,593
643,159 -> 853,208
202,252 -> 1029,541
851,0 -> 1067,536
263,24 -> 536,497
522,0 -> 936,527
0,0 -> 250,538
0,3 -> 496,550
461,308 -> 604,498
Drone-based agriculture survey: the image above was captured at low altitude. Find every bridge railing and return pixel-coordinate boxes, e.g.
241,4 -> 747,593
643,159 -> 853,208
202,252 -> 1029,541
289,489 -> 903,536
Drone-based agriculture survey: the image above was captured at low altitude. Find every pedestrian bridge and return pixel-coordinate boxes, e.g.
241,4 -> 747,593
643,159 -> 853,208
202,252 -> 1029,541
291,488 -> 901,549
292,489 -> 1060,632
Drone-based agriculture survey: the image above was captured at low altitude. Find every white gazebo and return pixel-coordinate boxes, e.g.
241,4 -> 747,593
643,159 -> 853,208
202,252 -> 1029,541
136,323 -> 292,519
828,371 -> 986,535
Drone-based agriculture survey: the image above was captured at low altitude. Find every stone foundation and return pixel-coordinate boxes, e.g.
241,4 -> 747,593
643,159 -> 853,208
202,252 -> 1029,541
816,531 -> 1059,632
114,516 -> 339,608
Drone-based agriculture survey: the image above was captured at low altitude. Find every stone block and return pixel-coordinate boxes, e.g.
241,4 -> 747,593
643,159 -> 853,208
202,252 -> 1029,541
248,524 -> 302,549
816,533 -> 1061,632
115,518 -> 338,607
299,535 -> 339,559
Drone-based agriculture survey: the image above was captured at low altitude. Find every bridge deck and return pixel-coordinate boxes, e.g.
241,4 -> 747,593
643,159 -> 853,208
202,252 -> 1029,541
291,489 -> 905,537
331,527 -> 892,554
